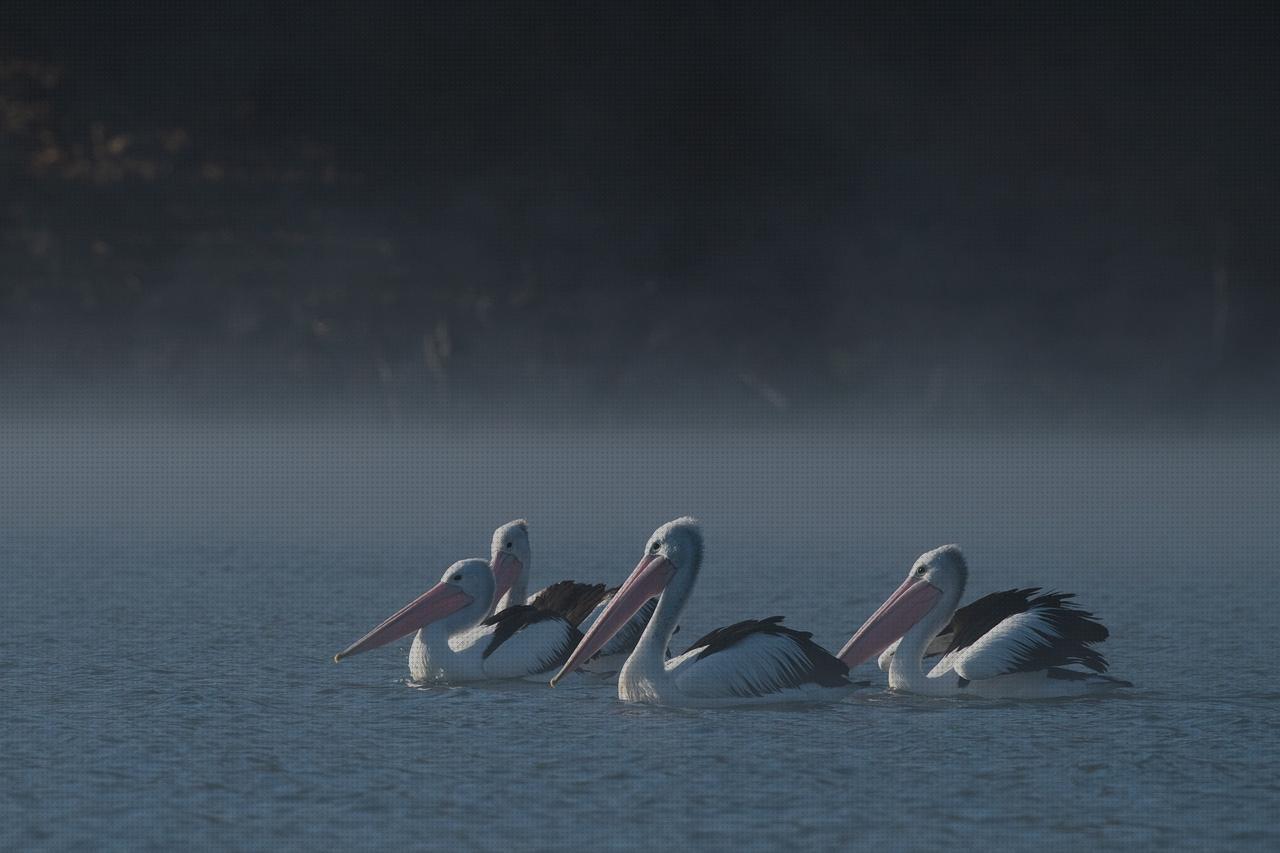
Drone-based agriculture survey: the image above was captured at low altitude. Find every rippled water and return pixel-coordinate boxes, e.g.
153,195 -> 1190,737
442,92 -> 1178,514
4,418 -> 1278,848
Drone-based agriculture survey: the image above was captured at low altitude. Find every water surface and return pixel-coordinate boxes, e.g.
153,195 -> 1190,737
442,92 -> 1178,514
3,417 -> 1277,848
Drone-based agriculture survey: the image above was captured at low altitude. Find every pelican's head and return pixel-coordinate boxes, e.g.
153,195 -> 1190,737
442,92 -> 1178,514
437,558 -> 499,622
490,519 -> 531,605
333,558 -> 494,662
907,544 -> 968,595
550,517 -> 700,686
643,516 -> 703,576
837,544 -> 967,668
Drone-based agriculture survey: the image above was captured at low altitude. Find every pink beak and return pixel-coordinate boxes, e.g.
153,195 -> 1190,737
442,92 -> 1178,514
490,552 -> 524,606
334,582 -> 474,662
837,575 -> 942,667
549,553 -> 675,686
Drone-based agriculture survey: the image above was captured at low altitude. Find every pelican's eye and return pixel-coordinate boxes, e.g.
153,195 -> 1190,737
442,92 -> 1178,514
504,541 -> 512,549
650,541 -> 661,554
914,566 -> 926,577
452,574 -> 463,582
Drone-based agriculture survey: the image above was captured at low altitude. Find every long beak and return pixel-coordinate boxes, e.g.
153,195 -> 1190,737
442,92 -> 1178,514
490,552 -> 523,606
549,553 -> 674,686
334,582 -> 473,662
837,576 -> 942,667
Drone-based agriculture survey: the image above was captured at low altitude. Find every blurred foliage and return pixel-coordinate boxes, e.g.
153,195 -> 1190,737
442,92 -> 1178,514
1,9 -> 1277,412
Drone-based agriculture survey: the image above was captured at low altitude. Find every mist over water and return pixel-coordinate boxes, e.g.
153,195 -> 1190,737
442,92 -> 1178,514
7,389 -> 1277,553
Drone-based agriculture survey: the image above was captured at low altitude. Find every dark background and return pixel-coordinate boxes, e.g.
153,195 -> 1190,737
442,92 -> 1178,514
2,2 -> 1277,416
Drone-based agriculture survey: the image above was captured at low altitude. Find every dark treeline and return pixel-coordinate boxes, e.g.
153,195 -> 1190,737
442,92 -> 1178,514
2,2 -> 1277,414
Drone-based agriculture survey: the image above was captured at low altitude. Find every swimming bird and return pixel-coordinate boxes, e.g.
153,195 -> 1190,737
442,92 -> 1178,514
550,518 -> 862,707
334,558 -> 585,683
838,545 -> 1130,697
489,519 -> 660,675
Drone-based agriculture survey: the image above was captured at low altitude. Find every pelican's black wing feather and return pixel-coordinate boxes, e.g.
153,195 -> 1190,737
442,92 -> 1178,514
481,604 -> 582,666
939,589 -> 1113,677
686,616 -> 851,690
529,581 -> 611,627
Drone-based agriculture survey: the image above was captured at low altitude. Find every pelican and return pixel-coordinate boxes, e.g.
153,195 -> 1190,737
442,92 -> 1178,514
489,519 -> 660,675
550,518 -> 863,707
838,545 -> 1131,697
334,558 -> 585,683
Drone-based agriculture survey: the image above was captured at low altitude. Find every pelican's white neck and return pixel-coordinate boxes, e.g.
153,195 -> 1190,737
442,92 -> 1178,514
619,551 -> 699,700
409,596 -> 488,682
496,570 -> 527,614
887,583 -> 964,694
410,620 -> 451,682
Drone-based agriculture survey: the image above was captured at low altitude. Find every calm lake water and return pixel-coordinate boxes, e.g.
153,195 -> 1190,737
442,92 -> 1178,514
3,415 -> 1278,849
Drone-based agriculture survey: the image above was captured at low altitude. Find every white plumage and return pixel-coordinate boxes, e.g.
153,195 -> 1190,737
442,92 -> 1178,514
667,632 -> 846,704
